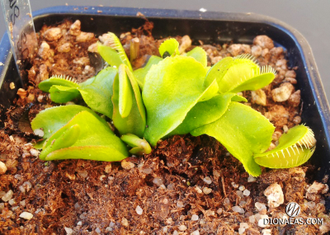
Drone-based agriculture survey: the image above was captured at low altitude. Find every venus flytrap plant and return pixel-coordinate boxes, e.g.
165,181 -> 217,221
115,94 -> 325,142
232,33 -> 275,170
31,35 -> 317,176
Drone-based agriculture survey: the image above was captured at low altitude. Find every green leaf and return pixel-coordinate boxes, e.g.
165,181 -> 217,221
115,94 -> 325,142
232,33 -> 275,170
39,67 -> 117,118
98,42 -> 124,68
121,133 -> 151,155
230,72 -> 275,93
191,102 -> 275,176
186,47 -> 207,67
97,33 -> 132,71
118,65 -> 133,118
48,85 -> 80,103
254,125 -> 316,168
133,56 -> 162,88
204,55 -> 275,94
38,76 -> 79,92
40,124 -> 81,159
204,57 -> 233,89
170,93 -> 246,136
31,105 -> 106,142
78,67 -> 117,118
143,56 -> 218,146
158,38 -> 180,57
40,111 -> 128,161
112,64 -> 146,137
125,66 -> 147,125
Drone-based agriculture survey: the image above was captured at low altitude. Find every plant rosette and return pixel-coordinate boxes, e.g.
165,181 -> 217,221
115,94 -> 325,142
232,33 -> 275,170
32,34 -> 316,177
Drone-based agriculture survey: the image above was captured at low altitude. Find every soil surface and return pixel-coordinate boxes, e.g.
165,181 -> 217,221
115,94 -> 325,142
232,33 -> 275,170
0,20 -> 330,235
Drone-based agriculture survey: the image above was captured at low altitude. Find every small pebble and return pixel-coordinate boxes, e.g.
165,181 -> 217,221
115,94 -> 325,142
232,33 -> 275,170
203,187 -> 212,194
2,190 -> 13,202
205,210 -> 215,217
79,213 -> 87,219
178,225 -> 187,231
217,208 -> 223,215
30,149 -> 40,157
0,161 -> 7,174
0,203 -> 4,210
255,202 -> 267,211
283,125 -> 289,133
136,205 -> 143,215
249,215 -> 256,223
12,206 -> 19,211
74,202 -> 81,210
64,227 -> 73,235
236,190 -> 243,197
105,227 -> 113,232
153,177 -> 163,186
104,164 -> 112,173
9,82 -> 15,89
232,206 -> 245,214
203,177 -> 212,185
35,208 -> 45,214
262,229 -> 272,235
8,199 -> 16,206
176,201 -> 184,208
34,128 -> 45,137
43,27 -> 62,41
191,230 -> 200,235
223,198 -> 230,205
248,175 -> 257,182
14,174 -> 22,180
293,116 -> 302,124
95,227 -> 101,234
231,182 -> 239,188
239,200 -> 247,207
121,217 -> 129,227
121,160 -> 135,170
37,94 -> 44,103
173,230 -> 178,235
264,183 -> 284,208
191,214 -> 199,221
271,82 -> 295,102
77,221 -> 82,226
78,170 -> 88,178
243,189 -> 251,196
239,222 -> 249,234
195,186 -> 203,194
19,212 -> 33,220
239,185 -> 245,191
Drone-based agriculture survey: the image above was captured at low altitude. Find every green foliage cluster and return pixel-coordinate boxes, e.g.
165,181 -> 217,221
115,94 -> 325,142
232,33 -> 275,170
31,33 -> 316,176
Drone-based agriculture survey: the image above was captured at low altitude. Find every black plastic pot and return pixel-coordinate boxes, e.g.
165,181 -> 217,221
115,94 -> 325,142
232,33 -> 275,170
1,6 -> 329,206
